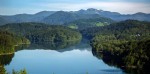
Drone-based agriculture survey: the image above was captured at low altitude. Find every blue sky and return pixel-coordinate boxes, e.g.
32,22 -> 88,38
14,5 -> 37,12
0,0 -> 150,15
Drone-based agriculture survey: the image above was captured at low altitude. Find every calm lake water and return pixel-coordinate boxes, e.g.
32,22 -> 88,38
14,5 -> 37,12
5,42 -> 125,74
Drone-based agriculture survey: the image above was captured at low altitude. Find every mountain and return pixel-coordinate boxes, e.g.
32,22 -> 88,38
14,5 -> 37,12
76,8 -> 150,21
34,11 -> 55,17
124,12 -> 150,21
81,20 -> 150,40
65,17 -> 115,30
43,11 -> 78,25
88,20 -> 150,72
0,11 -> 55,25
0,8 -> 150,26
2,14 -> 33,23
76,8 -> 120,15
0,17 -> 8,25
42,11 -> 103,25
32,11 -> 56,22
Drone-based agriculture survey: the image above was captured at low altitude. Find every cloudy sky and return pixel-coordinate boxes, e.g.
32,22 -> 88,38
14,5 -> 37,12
0,0 -> 150,15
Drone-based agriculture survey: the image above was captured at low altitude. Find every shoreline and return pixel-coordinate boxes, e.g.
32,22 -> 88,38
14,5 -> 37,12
0,43 -> 30,56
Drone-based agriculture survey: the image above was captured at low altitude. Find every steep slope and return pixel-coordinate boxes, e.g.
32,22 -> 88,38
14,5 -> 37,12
32,11 -> 56,22
81,20 -> 150,40
0,30 -> 30,55
42,11 -> 102,24
0,17 -> 8,26
88,20 -> 150,72
0,23 -> 82,43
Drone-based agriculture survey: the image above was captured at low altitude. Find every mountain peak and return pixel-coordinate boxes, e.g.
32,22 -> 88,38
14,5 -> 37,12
87,8 -> 99,11
53,11 -> 72,15
35,11 -> 55,16
134,12 -> 147,15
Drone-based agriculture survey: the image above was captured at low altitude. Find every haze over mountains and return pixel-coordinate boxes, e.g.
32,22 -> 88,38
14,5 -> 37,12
0,8 -> 150,25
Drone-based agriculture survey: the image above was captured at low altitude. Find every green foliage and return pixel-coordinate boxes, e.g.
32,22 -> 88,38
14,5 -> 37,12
0,65 -> 28,74
0,65 -> 7,74
0,65 -> 27,74
43,11 -> 109,25
65,18 -> 115,30
0,22 -> 82,55
0,30 -> 30,55
81,20 -> 150,40
87,20 -> 150,70
96,22 -> 105,26
0,23 -> 82,43
0,54 -> 14,65
124,40 -> 150,68
68,24 -> 78,29
12,69 -> 27,74
26,25 -> 82,43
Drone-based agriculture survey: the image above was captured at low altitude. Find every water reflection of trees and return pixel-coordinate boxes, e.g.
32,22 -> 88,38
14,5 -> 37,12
15,40 -> 81,52
92,50 -> 148,74
0,54 -> 14,66
0,40 -> 84,74
0,41 -> 81,66
0,54 -> 14,74
30,41 -> 80,50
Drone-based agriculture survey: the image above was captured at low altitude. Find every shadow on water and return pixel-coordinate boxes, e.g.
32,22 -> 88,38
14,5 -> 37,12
0,40 -> 89,66
101,69 -> 122,72
28,41 -> 80,50
0,54 -> 14,66
15,39 -> 91,52
0,40 -> 85,73
1,40 -> 148,74
92,49 -> 149,74
0,54 -> 14,73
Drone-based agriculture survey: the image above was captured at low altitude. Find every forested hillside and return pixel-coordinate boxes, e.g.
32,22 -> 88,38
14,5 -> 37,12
65,17 -> 115,30
0,23 -> 82,43
0,15 -> 150,74
81,20 -> 150,72
42,11 -> 106,25
81,20 -> 150,40
0,30 -> 30,55
0,23 -> 82,54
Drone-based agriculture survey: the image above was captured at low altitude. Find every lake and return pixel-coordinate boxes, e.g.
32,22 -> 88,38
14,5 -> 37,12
4,42 -> 125,74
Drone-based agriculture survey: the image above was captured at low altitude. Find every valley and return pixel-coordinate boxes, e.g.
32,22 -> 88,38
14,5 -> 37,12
0,8 -> 150,74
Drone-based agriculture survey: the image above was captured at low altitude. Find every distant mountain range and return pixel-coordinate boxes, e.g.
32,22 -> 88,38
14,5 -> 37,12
0,8 -> 150,25
75,8 -> 150,21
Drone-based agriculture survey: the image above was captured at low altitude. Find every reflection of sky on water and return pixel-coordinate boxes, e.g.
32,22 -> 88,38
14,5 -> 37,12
5,42 -> 124,74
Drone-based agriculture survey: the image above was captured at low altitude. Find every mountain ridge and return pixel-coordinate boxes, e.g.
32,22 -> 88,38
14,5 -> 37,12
0,8 -> 150,25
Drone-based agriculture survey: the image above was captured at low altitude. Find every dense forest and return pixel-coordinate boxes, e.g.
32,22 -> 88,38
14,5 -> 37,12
81,20 -> 150,40
0,30 -> 30,55
81,20 -> 150,72
0,22 -> 82,73
0,18 -> 150,74
0,22 -> 82,54
92,39 -> 150,74
0,23 -> 82,43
